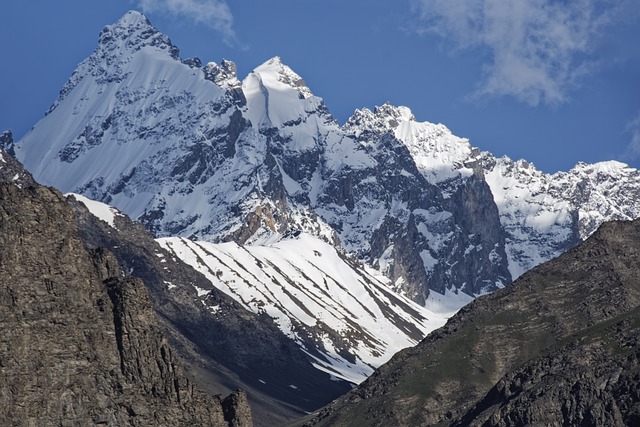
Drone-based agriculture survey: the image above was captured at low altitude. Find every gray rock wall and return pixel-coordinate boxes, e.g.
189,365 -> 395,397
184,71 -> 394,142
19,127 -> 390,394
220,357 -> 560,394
0,183 -> 252,426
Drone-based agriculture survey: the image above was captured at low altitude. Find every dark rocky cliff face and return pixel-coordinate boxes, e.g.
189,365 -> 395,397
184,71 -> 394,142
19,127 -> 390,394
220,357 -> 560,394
301,218 -> 640,426
0,183 -> 252,426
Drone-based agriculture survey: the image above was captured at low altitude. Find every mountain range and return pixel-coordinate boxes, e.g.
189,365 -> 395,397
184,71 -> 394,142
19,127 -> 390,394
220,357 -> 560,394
3,9 -> 640,426
12,12 -> 640,309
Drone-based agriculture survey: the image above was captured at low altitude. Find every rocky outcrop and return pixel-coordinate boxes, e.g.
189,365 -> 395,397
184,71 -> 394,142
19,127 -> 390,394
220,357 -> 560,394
0,136 -> 36,187
301,218 -> 640,426
455,309 -> 640,426
222,390 -> 254,427
0,183 -> 251,426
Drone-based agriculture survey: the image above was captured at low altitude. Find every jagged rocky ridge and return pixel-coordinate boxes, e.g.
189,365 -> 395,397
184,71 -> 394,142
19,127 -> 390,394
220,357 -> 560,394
300,218 -> 640,426
0,180 -> 252,426
0,131 -> 36,187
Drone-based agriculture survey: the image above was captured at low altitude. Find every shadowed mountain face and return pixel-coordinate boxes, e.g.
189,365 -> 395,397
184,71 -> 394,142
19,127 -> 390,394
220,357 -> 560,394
302,218 -> 640,426
0,182 -> 252,426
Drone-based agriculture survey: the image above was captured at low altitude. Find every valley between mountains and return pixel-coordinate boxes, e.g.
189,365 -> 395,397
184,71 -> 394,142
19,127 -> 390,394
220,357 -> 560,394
2,9 -> 640,426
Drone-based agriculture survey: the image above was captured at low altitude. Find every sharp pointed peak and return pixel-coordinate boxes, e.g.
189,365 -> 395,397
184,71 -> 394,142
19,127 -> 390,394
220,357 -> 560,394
265,56 -> 284,66
97,10 -> 179,59
112,10 -> 152,29
251,56 -> 312,97
254,56 -> 294,75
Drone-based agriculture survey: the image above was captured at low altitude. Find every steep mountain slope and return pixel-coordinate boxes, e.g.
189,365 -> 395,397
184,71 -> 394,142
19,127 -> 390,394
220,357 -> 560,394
13,10 -> 640,308
340,105 -> 511,301
0,182 -> 251,426
301,218 -> 640,426
158,234 -> 447,384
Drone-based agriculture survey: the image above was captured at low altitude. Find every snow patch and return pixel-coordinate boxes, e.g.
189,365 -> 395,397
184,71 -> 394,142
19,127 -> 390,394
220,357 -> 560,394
67,193 -> 123,229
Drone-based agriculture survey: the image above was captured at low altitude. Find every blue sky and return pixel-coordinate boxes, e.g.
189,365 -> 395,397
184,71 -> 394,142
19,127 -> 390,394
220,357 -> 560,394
1,0 -> 639,173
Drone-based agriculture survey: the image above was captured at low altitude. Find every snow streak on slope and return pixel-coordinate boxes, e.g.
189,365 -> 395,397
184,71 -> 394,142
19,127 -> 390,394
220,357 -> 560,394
158,234 -> 448,384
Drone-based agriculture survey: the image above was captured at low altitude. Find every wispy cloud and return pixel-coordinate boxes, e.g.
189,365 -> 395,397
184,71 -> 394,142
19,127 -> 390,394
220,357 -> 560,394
412,0 -> 621,106
622,113 -> 640,162
136,0 -> 237,45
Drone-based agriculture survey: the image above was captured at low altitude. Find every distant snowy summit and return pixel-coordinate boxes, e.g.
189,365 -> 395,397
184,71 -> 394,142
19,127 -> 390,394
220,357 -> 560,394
15,10 -> 640,309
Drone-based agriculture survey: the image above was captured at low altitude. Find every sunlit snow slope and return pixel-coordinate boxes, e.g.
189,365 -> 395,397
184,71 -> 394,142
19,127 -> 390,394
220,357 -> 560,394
158,234 -> 447,383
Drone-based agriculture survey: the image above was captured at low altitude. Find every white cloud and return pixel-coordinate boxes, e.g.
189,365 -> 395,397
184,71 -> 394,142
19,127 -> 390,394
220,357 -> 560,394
412,0 -> 620,105
136,0 -> 237,45
622,113 -> 640,161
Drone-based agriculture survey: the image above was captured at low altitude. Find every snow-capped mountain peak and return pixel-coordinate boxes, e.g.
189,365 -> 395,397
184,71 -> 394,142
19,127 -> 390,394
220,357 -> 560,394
345,103 -> 480,194
343,103 -> 415,137
97,10 -> 179,60
242,56 -> 325,130
254,56 -> 313,98
568,159 -> 631,177
15,10 -> 640,320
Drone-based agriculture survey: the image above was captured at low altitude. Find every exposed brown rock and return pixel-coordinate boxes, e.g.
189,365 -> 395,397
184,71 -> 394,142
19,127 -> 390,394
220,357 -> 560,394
0,183 -> 252,426
455,310 -> 640,426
